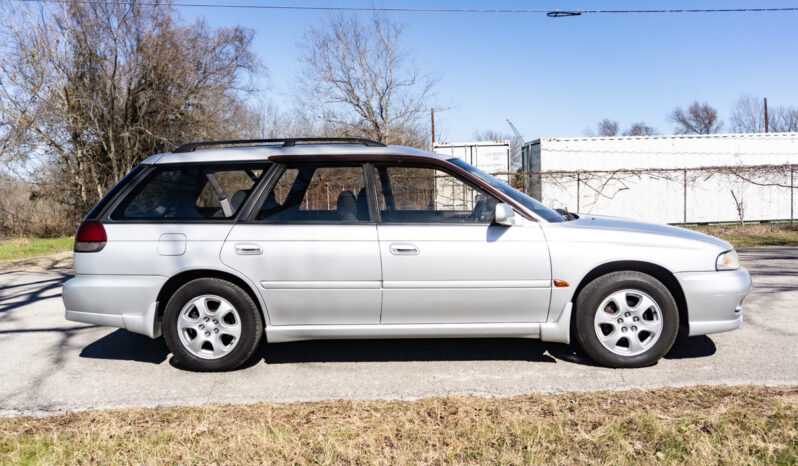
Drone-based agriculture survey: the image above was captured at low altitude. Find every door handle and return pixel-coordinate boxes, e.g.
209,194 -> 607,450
389,243 -> 419,256
234,243 -> 262,255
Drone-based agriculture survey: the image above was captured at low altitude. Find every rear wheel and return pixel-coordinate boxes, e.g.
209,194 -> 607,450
163,278 -> 262,371
574,271 -> 678,368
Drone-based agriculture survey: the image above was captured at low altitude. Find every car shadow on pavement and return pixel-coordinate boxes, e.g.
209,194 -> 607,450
75,332 -> 717,368
79,329 -> 169,364
664,335 -> 716,359
261,338 -> 559,364
259,336 -> 718,367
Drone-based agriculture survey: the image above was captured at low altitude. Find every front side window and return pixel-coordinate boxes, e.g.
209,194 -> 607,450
256,164 -> 370,222
374,165 -> 497,224
111,164 -> 267,220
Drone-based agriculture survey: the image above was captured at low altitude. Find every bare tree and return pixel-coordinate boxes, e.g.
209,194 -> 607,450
622,123 -> 656,136
770,106 -> 798,133
297,13 -> 434,147
670,101 -> 723,134
730,95 -> 765,133
0,0 -> 260,215
729,95 -> 797,133
596,119 -> 619,137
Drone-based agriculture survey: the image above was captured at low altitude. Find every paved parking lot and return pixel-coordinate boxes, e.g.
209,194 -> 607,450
1,248 -> 796,416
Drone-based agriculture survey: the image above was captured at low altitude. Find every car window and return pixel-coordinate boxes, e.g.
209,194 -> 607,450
374,165 -> 497,224
447,158 -> 565,223
256,164 -> 370,222
111,164 -> 266,220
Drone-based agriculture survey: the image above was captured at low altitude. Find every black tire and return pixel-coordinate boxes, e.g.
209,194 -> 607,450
574,271 -> 679,368
163,278 -> 263,371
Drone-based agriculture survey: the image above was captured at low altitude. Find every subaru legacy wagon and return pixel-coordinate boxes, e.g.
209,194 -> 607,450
63,138 -> 751,371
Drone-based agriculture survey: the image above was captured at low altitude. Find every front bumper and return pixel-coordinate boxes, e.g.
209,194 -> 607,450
675,268 -> 752,336
63,274 -> 167,338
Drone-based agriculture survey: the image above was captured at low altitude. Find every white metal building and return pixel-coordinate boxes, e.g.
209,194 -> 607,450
433,140 -> 512,182
522,133 -> 798,224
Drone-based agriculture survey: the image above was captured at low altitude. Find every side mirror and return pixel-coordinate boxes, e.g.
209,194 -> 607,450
494,203 -> 519,226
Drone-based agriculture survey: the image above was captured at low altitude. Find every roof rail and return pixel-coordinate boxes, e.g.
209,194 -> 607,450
172,137 -> 386,153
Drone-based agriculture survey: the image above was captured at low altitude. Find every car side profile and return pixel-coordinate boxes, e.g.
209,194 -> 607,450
63,138 -> 751,371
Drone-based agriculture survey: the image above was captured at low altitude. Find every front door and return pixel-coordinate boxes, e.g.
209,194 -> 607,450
373,164 -> 551,324
221,163 -> 382,326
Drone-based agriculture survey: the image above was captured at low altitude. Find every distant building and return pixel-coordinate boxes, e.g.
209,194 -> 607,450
522,133 -> 798,224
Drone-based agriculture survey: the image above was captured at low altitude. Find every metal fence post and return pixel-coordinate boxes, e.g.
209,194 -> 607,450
791,165 -> 794,227
576,171 -> 581,212
683,168 -> 688,226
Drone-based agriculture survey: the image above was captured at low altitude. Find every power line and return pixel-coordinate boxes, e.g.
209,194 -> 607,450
12,1 -> 798,16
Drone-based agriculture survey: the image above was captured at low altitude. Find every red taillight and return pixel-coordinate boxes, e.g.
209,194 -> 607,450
74,221 -> 107,252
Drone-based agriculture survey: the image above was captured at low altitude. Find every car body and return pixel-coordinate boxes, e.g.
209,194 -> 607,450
63,138 -> 751,370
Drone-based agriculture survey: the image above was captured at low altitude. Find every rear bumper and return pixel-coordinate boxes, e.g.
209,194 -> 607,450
63,274 -> 167,338
675,268 -> 751,336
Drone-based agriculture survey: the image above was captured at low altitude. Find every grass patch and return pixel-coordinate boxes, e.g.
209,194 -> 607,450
0,385 -> 795,464
684,222 -> 798,248
0,237 -> 73,261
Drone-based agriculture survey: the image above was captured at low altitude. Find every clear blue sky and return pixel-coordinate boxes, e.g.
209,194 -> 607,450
180,1 -> 798,141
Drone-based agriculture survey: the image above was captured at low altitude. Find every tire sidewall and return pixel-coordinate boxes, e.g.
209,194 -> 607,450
575,272 -> 679,368
163,278 -> 261,371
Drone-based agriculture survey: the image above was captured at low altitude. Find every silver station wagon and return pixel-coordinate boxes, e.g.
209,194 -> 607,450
63,138 -> 751,371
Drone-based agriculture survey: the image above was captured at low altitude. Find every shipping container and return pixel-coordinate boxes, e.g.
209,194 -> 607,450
521,133 -> 798,224
433,140 -> 512,183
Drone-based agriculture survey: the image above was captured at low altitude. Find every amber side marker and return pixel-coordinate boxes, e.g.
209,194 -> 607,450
553,279 -> 570,288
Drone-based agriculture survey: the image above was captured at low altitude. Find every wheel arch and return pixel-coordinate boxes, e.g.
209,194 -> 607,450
156,268 -> 268,326
571,260 -> 688,330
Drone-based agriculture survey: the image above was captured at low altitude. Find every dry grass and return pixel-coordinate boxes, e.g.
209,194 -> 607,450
1,385 -> 796,464
685,222 -> 798,248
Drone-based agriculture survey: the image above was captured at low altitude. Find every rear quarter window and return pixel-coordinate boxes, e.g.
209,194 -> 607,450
110,163 -> 268,221
85,166 -> 145,220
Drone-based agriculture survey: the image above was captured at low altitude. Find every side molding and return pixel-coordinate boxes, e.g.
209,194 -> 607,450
539,302 -> 572,344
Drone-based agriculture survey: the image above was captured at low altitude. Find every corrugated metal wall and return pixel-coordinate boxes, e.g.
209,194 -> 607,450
521,133 -> 798,224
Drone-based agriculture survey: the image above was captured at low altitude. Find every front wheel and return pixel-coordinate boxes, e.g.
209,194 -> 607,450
163,278 -> 263,371
574,271 -> 679,368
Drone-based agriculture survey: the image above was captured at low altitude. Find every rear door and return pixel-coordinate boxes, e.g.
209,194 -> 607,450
221,163 -> 382,326
373,164 -> 551,324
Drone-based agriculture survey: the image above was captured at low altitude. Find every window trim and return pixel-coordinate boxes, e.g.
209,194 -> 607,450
245,161 -> 376,225
104,161 -> 272,224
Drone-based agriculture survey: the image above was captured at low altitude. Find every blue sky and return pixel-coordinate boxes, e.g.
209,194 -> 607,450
180,1 -> 798,141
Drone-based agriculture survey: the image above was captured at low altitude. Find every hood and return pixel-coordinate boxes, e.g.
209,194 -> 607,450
562,213 -> 732,250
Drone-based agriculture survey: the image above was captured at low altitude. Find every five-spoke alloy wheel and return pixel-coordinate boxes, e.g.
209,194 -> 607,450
164,278 -> 262,371
575,271 -> 679,368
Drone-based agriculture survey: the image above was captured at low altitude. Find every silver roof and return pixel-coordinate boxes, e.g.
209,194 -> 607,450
141,143 -> 442,165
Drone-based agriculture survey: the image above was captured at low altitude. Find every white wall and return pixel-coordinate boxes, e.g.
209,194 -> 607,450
523,133 -> 798,224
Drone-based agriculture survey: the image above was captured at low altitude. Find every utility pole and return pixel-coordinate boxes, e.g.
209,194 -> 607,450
430,108 -> 436,145
764,98 -> 769,133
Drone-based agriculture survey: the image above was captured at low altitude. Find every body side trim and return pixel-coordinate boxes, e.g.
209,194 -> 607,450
266,322 -> 541,343
382,280 -> 551,289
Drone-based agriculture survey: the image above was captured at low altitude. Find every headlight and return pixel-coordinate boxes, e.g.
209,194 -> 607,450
716,250 -> 740,271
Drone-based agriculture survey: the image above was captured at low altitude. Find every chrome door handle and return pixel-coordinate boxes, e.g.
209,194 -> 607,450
389,243 -> 419,255
234,243 -> 262,255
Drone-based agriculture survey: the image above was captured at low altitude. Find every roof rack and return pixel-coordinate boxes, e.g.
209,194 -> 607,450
172,137 -> 386,153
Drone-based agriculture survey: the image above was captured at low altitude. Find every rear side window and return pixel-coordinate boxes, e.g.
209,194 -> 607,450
256,164 -> 370,222
85,166 -> 144,220
111,164 -> 268,220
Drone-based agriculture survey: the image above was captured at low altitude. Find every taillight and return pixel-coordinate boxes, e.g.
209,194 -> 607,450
74,221 -> 107,252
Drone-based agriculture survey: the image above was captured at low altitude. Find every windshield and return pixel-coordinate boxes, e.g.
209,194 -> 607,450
448,158 -> 565,223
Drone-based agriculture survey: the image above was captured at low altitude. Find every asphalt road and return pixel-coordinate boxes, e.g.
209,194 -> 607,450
1,248 -> 796,416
